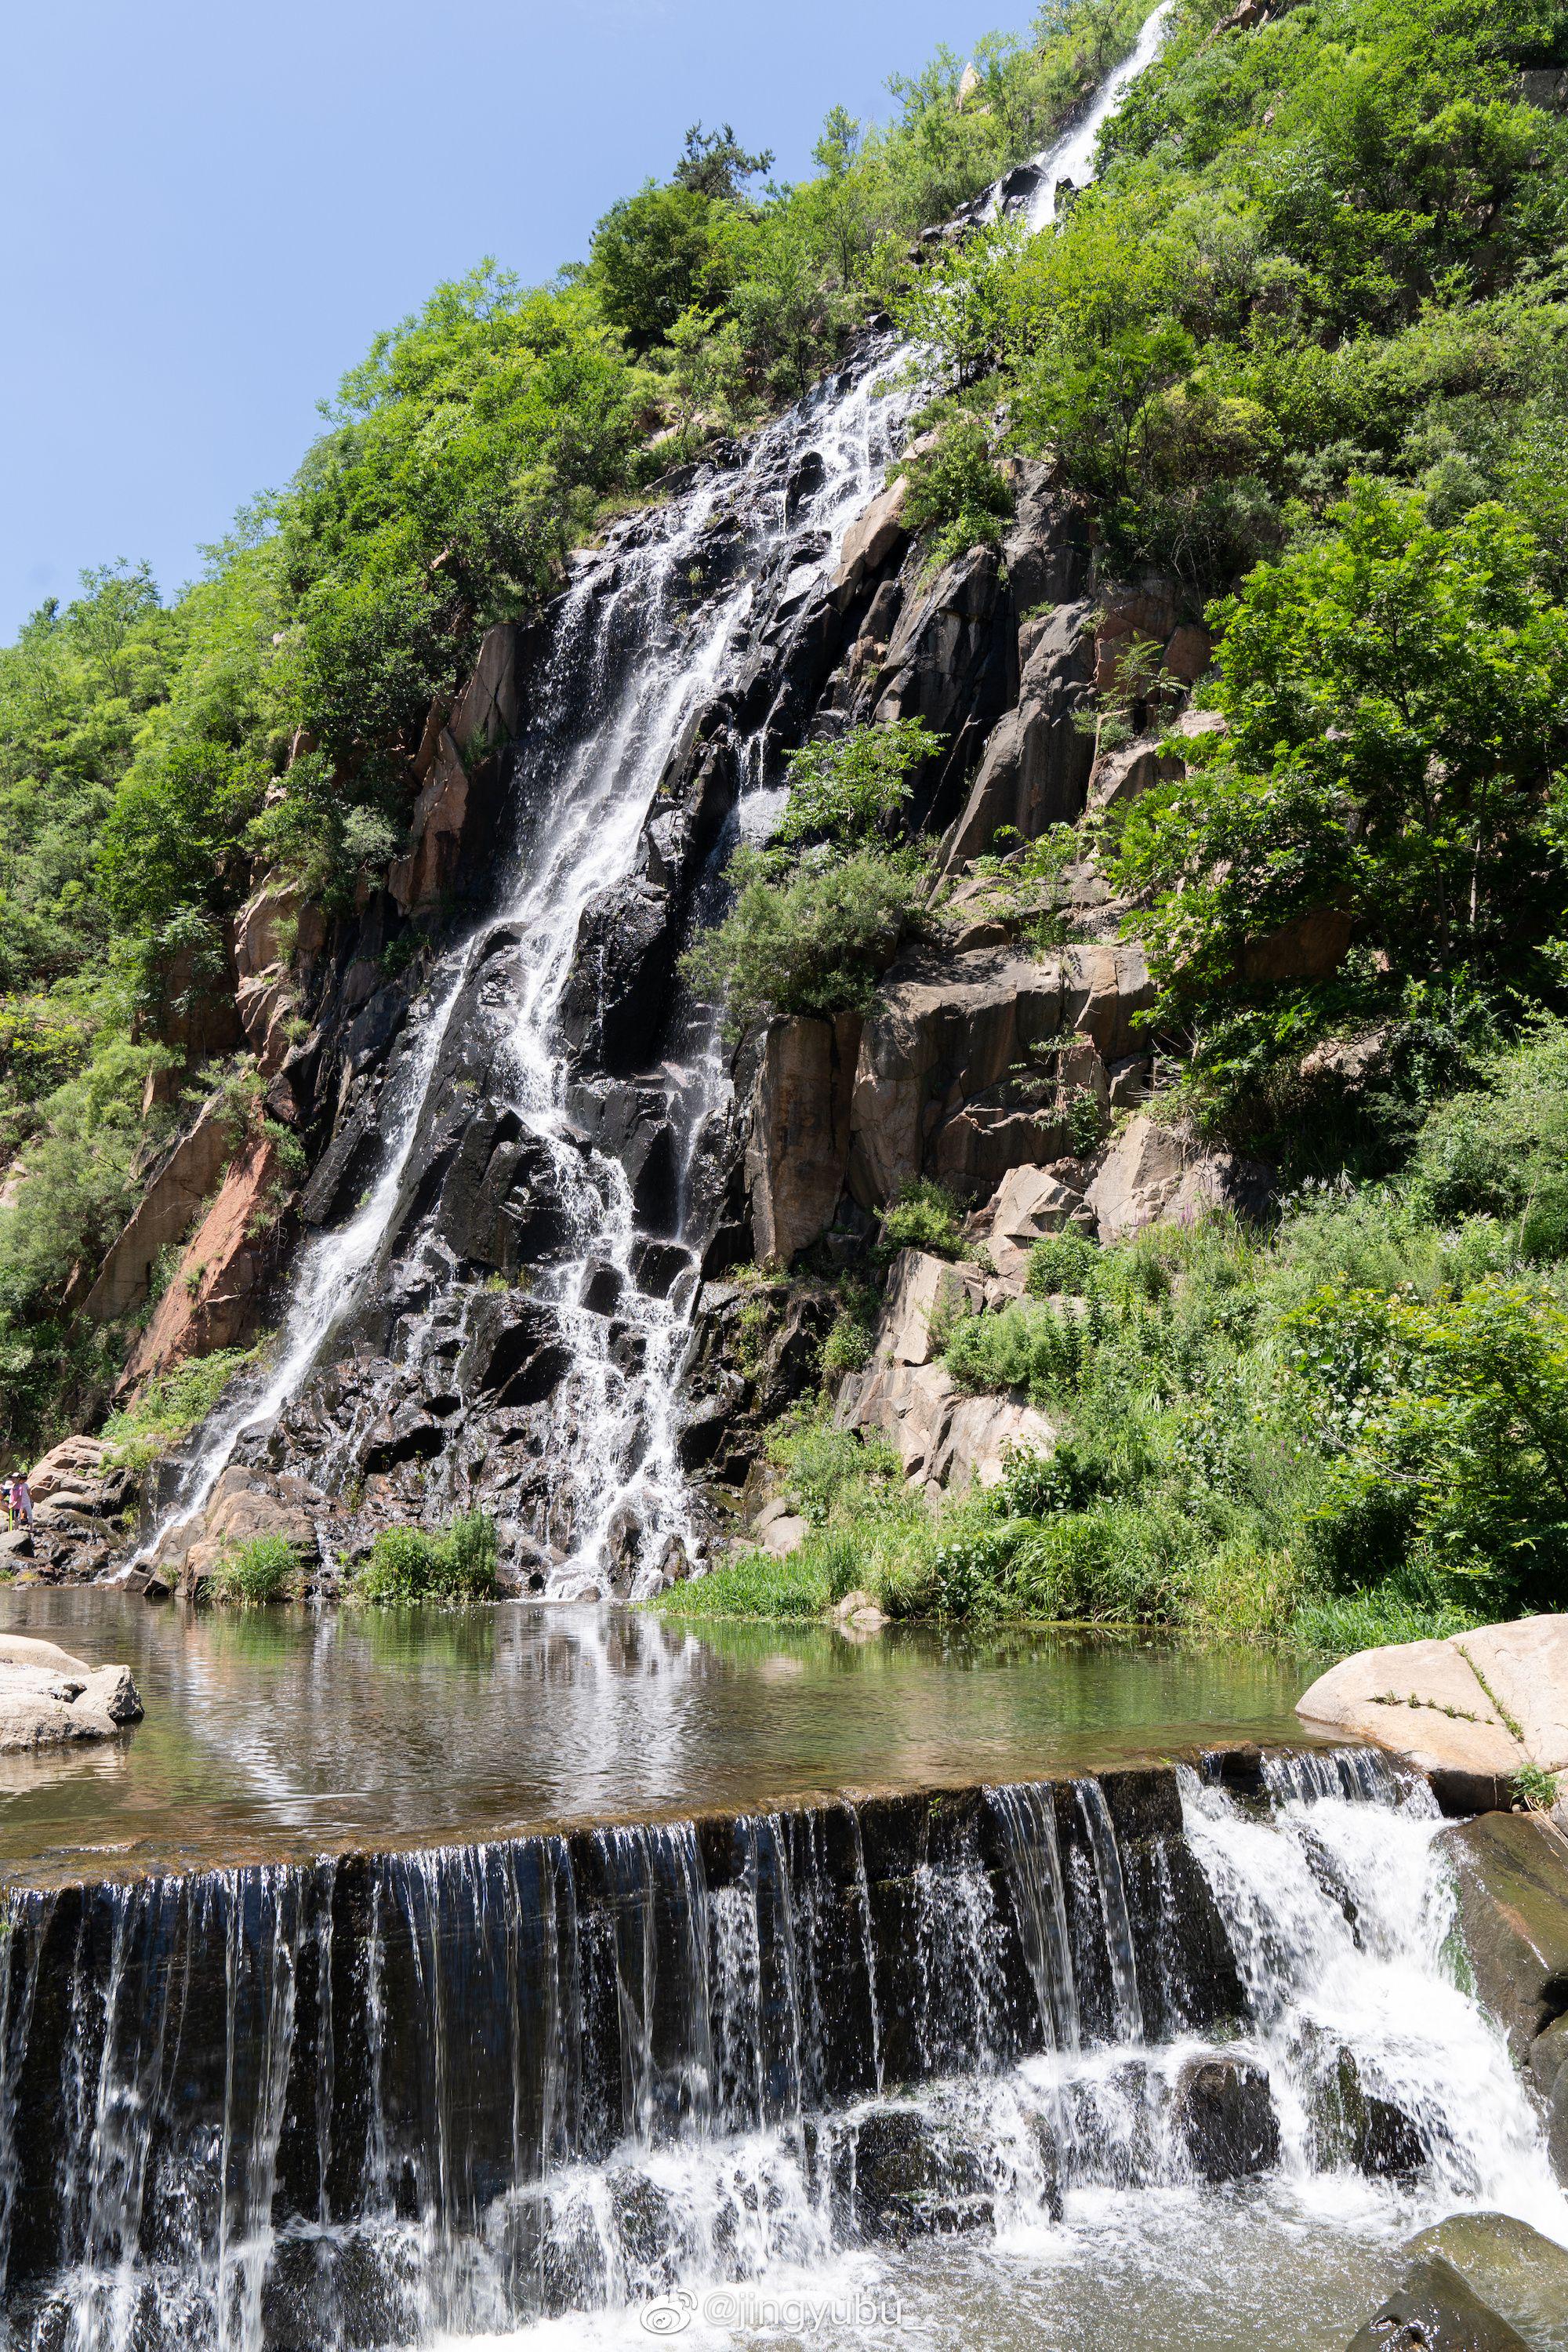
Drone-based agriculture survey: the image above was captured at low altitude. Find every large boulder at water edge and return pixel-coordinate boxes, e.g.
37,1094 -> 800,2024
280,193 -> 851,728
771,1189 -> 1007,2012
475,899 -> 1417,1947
1348,2218 -> 1568,2352
0,1635 -> 142,1750
1440,1810 -> 1568,2179
1297,1616 -> 1568,1810
1399,2216 -> 1568,2351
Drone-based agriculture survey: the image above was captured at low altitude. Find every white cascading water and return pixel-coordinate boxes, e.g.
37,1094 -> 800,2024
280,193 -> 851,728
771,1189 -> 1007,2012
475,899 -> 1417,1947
129,5 -> 1181,1594
1021,0 -> 1176,230
5,1759 -> 1565,2349
130,355 -> 913,1591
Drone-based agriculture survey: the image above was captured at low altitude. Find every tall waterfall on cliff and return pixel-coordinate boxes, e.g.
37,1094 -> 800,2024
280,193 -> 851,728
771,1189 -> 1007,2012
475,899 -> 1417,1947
132,9 -> 1180,1596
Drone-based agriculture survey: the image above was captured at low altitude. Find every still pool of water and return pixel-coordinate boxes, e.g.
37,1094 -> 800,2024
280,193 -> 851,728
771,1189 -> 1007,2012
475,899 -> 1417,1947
0,1588 -> 1320,1883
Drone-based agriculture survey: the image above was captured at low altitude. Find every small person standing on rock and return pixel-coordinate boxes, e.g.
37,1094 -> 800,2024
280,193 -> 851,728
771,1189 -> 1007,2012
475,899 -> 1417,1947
6,1473 -> 32,1530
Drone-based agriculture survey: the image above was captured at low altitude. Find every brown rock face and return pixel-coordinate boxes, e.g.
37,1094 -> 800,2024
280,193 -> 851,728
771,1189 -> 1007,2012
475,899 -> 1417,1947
388,730 -> 472,914
1240,902 -> 1354,986
833,477 -> 910,593
746,1013 -> 862,1263
1083,1114 -> 1269,1243
122,1134 -> 288,1384
82,1097 -> 233,1323
847,943 -> 1154,1208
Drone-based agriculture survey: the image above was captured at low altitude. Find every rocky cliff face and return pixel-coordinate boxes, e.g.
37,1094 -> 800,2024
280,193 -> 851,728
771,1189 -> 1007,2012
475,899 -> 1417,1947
40,325 -> 1308,1601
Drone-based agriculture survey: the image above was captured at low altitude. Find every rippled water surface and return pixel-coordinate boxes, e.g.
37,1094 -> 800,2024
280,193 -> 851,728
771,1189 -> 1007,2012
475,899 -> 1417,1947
0,1588 -> 1316,1881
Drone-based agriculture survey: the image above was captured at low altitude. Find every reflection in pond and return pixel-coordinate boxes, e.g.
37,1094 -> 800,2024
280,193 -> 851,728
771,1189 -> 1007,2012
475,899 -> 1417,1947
0,1585 -> 1317,1883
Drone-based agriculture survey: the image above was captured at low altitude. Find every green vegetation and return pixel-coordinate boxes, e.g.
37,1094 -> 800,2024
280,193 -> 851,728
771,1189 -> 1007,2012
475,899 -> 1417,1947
0,8 -> 1134,1452
878,1177 -> 969,1261
97,1346 -> 259,1475
681,720 -> 943,1029
209,1533 -> 297,1606
662,1023 -> 1568,1650
349,1511 -> 499,1605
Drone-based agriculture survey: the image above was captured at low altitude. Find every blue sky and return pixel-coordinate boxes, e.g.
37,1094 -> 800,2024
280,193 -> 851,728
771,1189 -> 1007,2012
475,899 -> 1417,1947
1,0 -> 1030,640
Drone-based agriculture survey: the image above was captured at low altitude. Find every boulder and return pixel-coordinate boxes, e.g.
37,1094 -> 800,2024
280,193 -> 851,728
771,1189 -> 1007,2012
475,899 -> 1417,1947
1083,1114 -> 1269,1243
833,476 -> 910,592
0,1638 -> 143,1751
1087,732 -> 1182,814
1401,2214 -> 1568,2350
1172,2056 -> 1279,2183
746,1013 -> 862,1263
1441,1810 -> 1568,2174
1296,1617 -> 1568,1789
82,1096 -> 232,1323
121,1133 -> 289,1385
978,1163 -> 1093,1282
845,2107 -> 994,2243
877,1249 -> 987,1367
1347,2257 -> 1535,2352
175,1467 -> 321,1590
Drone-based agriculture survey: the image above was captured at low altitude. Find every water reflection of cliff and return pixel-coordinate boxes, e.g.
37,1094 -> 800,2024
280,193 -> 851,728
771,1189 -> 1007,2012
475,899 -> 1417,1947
0,1591 -> 1310,1883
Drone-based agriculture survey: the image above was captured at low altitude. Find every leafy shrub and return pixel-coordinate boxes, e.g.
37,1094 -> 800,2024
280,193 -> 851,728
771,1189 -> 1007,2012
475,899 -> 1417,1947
100,1347 -> 259,1475
822,1312 -> 873,1378
209,1534 -> 296,1606
680,844 -> 928,1033
898,412 -> 1015,574
770,1411 -> 897,1523
775,720 -> 944,851
878,1178 -> 966,1261
350,1511 -> 499,1605
1025,1233 -> 1101,1297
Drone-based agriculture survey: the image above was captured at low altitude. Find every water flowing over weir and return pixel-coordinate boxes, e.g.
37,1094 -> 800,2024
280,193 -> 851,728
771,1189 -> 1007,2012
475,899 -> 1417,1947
0,1755 -> 1563,2348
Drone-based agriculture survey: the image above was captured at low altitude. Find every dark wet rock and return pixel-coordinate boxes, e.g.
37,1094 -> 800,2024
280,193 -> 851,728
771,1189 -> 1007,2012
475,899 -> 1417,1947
1348,2256 -> 1534,2352
845,2108 -> 994,2244
1173,2056 -> 1279,2184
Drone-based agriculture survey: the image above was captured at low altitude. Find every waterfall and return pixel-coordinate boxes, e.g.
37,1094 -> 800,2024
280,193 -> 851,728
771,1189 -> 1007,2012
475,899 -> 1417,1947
0,1762 -> 1560,2347
133,350 -> 914,1592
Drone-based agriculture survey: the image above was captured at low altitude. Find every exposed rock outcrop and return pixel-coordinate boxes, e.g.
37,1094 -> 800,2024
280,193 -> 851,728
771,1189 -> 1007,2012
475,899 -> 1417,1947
833,1248 -> 1054,1496
846,942 -> 1155,1208
122,1131 -> 292,1385
0,1635 -> 142,1751
746,1013 -> 862,1262
1083,1113 -> 1270,1243
81,1095 -> 233,1323
1296,1616 -> 1568,1801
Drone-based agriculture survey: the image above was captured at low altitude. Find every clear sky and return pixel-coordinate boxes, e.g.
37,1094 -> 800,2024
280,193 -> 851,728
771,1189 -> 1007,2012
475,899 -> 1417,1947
1,0 -> 1031,641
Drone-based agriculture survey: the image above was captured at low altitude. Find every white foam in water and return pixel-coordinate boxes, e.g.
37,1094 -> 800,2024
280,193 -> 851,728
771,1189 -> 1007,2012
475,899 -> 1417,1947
397,1769 -> 1568,2352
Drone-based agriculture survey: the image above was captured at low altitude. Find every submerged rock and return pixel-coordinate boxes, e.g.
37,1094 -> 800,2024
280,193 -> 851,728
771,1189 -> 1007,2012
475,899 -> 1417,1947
1171,2055 -> 1280,2183
1348,2256 -> 1535,2352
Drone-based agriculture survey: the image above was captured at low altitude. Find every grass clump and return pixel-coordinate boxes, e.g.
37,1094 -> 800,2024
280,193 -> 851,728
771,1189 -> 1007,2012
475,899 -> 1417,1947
350,1510 -> 499,1606
209,1533 -> 297,1607
878,1178 -> 967,1262
100,1347 -> 259,1475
